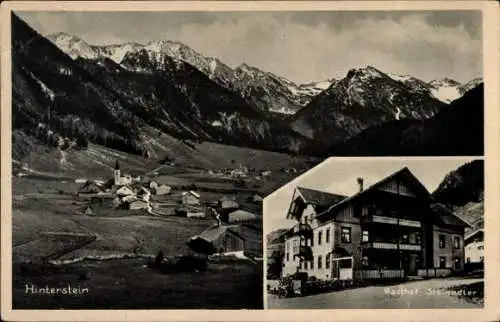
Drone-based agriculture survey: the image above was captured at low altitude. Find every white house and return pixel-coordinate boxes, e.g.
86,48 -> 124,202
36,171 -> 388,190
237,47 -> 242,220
155,184 -> 171,196
464,229 -> 484,264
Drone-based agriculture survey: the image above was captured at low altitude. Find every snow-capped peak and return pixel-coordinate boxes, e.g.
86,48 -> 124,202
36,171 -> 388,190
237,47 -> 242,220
47,32 -> 100,60
347,65 -> 386,81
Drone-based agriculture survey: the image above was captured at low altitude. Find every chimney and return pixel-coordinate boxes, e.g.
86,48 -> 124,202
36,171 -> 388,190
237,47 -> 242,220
357,177 -> 364,192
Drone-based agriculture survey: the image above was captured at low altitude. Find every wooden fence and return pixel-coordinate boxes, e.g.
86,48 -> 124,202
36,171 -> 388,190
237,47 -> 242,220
417,268 -> 452,277
355,269 -> 405,280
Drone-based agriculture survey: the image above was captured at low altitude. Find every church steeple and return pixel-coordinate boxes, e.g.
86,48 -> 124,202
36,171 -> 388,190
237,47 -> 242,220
114,159 -> 121,185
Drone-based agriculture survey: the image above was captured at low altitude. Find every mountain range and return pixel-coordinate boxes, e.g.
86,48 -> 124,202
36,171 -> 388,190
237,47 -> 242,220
12,13 -> 484,159
12,14 -> 313,160
47,32 -> 335,116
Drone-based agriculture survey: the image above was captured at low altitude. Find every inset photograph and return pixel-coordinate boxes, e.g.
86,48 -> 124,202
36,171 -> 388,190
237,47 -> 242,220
266,158 -> 484,309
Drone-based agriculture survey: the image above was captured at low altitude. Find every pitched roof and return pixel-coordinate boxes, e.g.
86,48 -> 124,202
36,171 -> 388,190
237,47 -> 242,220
228,210 -> 257,223
296,187 -> 347,210
193,224 -> 244,242
431,203 -> 472,228
316,167 -> 433,219
465,228 -> 484,242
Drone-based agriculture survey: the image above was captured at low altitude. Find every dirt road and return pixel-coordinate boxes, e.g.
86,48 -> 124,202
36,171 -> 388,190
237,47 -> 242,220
267,278 -> 483,309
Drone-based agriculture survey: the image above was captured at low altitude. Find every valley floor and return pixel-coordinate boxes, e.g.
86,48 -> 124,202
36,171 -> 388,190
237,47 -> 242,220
13,258 -> 263,309
11,171 -> 267,309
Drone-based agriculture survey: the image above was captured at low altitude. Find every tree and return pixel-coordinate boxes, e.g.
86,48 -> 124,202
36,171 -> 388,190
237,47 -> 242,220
76,134 -> 89,149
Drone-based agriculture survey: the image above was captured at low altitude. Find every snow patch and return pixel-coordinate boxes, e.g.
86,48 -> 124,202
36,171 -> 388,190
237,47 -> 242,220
430,86 -> 461,103
395,107 -> 402,120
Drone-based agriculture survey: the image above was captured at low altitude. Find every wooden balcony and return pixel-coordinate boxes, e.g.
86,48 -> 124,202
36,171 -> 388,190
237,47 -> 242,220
361,242 -> 421,251
361,215 -> 421,228
291,223 -> 313,237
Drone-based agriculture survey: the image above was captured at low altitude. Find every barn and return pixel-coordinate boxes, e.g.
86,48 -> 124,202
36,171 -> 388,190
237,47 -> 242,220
187,224 -> 246,255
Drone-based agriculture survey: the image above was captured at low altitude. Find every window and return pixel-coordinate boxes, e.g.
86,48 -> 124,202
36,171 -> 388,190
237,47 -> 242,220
478,245 -> 484,250
453,236 -> 460,249
310,235 -> 314,247
326,229 -> 330,243
415,232 -> 421,245
299,261 -> 303,269
341,227 -> 351,243
439,234 -> 446,248
401,234 -> 409,244
362,256 -> 369,267
293,239 -> 299,254
466,257 -> 471,263
480,256 -> 484,262
304,261 -> 308,270
362,230 -> 369,242
318,230 -> 322,245
310,257 -> 314,269
286,252 -> 289,262
326,253 -> 330,269
439,256 -> 446,268
318,255 -> 322,269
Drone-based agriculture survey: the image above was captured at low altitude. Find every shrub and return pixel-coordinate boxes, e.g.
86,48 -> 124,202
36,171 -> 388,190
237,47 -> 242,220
76,134 -> 89,149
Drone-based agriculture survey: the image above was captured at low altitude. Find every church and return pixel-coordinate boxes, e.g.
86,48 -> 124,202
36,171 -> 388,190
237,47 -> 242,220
113,160 -> 133,186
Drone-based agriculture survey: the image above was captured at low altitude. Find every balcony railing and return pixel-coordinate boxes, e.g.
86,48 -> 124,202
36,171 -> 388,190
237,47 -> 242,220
361,215 -> 421,228
292,223 -> 313,237
293,245 -> 313,261
362,242 -> 421,251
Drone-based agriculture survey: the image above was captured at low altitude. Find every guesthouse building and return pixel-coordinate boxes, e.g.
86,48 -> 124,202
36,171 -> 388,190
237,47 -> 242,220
281,167 -> 471,281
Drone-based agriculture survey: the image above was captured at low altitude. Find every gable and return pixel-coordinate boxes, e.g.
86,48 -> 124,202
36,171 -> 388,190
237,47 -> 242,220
376,177 -> 416,197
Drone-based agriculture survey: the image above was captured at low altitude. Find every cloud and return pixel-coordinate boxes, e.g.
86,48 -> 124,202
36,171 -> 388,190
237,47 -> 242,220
16,11 -> 482,84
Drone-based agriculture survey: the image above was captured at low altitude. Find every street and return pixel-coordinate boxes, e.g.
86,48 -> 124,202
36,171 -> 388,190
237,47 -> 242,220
267,278 -> 483,309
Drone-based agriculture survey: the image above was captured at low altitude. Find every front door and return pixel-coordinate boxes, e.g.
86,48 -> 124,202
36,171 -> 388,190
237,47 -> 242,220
402,253 -> 418,276
408,254 -> 418,275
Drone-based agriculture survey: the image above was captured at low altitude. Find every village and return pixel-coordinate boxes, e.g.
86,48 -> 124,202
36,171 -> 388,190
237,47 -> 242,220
74,160 -> 266,260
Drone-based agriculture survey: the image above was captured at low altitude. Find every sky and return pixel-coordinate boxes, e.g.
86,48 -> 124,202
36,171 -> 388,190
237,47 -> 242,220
16,10 -> 482,84
264,157 -> 481,233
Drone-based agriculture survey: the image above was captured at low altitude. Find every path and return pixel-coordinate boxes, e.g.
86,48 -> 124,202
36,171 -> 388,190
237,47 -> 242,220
268,278 -> 483,309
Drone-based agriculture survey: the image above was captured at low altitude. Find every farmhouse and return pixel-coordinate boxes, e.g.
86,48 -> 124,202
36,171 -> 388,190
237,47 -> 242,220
187,224 -> 246,255
281,167 -> 471,281
116,186 -> 135,197
220,196 -> 240,212
464,228 -> 484,264
182,191 -> 201,205
78,181 -> 104,195
155,184 -> 171,196
251,193 -> 263,203
227,209 -> 258,224
137,187 -> 151,202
